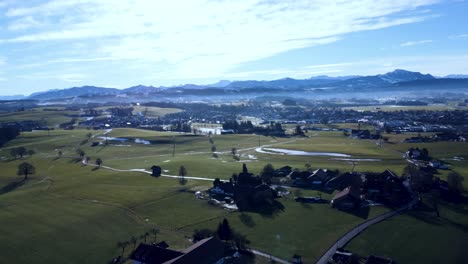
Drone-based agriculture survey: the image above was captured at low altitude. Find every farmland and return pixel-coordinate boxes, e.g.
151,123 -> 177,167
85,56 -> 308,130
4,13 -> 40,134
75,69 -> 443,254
0,110 -> 467,263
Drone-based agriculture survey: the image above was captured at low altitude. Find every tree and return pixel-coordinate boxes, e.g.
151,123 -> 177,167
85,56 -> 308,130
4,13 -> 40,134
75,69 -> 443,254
447,171 -> 464,193
130,236 -> 137,249
27,149 -> 35,156
261,163 -> 275,184
17,147 -> 27,158
304,163 -> 312,172
58,151 -> 63,158
211,145 -> 217,152
179,165 -> 188,185
403,164 -> 432,191
86,132 -> 93,139
10,148 -> 18,159
17,162 -> 35,180
209,137 -> 214,144
232,232 -> 250,250
231,148 -> 237,156
150,228 -> 159,242
85,156 -> 91,164
96,158 -> 103,167
213,178 -> 221,187
294,125 -> 304,136
217,218 -> 233,241
117,241 -> 129,256
140,232 -> 150,243
76,148 -> 85,159
193,229 -> 215,243
179,165 -> 187,176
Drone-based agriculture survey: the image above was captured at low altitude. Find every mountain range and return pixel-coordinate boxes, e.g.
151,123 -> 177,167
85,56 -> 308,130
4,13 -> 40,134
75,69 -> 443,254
3,69 -> 468,101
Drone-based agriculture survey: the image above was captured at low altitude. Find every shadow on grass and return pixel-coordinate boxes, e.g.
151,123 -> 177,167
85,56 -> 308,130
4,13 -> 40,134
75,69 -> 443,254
296,186 -> 334,194
239,200 -> 285,218
239,213 -> 256,228
68,157 -> 82,163
337,205 -> 370,219
91,166 -> 100,171
0,179 -> 26,195
407,210 -> 443,226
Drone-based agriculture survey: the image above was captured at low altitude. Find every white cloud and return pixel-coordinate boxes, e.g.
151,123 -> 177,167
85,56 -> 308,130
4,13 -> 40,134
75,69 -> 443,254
18,72 -> 86,82
1,0 -> 440,81
450,34 -> 468,39
400,39 -> 433,46
7,16 -> 43,31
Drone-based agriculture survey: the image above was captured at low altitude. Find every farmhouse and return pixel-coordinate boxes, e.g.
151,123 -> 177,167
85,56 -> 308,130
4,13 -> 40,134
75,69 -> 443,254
331,186 -> 361,210
327,172 -> 364,190
364,170 -> 409,205
305,168 -> 331,186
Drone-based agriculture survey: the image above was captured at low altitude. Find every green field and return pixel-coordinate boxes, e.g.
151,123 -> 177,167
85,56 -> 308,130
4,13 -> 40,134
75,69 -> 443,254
1,118 -> 467,263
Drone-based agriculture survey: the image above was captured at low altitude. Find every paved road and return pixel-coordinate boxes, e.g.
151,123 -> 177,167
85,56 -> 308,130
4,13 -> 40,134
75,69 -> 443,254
249,249 -> 291,264
316,197 -> 419,264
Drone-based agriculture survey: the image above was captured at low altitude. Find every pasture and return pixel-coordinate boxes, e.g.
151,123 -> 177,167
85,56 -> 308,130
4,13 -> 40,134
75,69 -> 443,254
0,122 -> 467,263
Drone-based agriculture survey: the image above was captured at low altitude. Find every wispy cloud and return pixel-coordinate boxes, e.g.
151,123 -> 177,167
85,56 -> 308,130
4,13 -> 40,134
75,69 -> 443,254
17,72 -> 86,82
400,39 -> 433,46
450,34 -> 468,39
0,0 -> 440,79
305,63 -> 353,69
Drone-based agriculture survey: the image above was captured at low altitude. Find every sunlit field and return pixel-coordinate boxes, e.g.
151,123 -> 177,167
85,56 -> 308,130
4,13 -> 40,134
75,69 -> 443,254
1,121 -> 466,263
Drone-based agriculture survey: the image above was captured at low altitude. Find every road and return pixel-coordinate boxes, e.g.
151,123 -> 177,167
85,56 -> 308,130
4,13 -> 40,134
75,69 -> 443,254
249,249 -> 291,264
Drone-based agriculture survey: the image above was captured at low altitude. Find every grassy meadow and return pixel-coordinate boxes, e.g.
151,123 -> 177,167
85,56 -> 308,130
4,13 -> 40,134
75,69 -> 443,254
0,113 -> 467,263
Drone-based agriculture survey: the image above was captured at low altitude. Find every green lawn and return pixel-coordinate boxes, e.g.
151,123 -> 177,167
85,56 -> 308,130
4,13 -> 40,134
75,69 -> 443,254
0,124 -> 467,263
347,196 -> 468,264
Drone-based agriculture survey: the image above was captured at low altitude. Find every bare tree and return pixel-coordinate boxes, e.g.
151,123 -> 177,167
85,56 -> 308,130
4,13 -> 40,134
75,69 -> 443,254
96,158 -> 103,167
18,162 -> 35,180
179,165 -> 188,185
150,228 -> 159,242
130,236 -> 137,249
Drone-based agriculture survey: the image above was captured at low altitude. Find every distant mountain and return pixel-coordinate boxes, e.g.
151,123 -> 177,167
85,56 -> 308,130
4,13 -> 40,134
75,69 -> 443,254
378,69 -> 434,83
226,77 -> 338,89
21,69 -> 467,101
208,80 -> 232,87
393,78 -> 468,89
309,75 -> 360,80
444,74 -> 468,79
29,86 -> 120,100
123,85 -> 159,94
0,94 -> 26,100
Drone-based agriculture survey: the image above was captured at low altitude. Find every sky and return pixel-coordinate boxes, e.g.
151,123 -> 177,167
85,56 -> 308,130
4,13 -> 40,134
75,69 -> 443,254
0,0 -> 467,96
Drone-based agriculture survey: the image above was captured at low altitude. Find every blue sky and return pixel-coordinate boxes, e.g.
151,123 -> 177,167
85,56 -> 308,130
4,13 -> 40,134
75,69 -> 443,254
0,0 -> 467,95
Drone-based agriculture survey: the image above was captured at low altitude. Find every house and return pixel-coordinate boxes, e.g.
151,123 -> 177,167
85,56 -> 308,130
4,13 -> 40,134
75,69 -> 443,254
274,166 -> 293,177
429,160 -> 448,170
331,186 -> 361,210
288,170 -> 309,181
130,244 -> 184,264
151,165 -> 162,177
364,170 -> 409,205
327,172 -> 363,190
130,237 -> 225,264
209,181 -> 234,197
232,164 -> 276,210
305,169 -> 330,186
350,129 -> 371,139
220,129 -> 235,134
